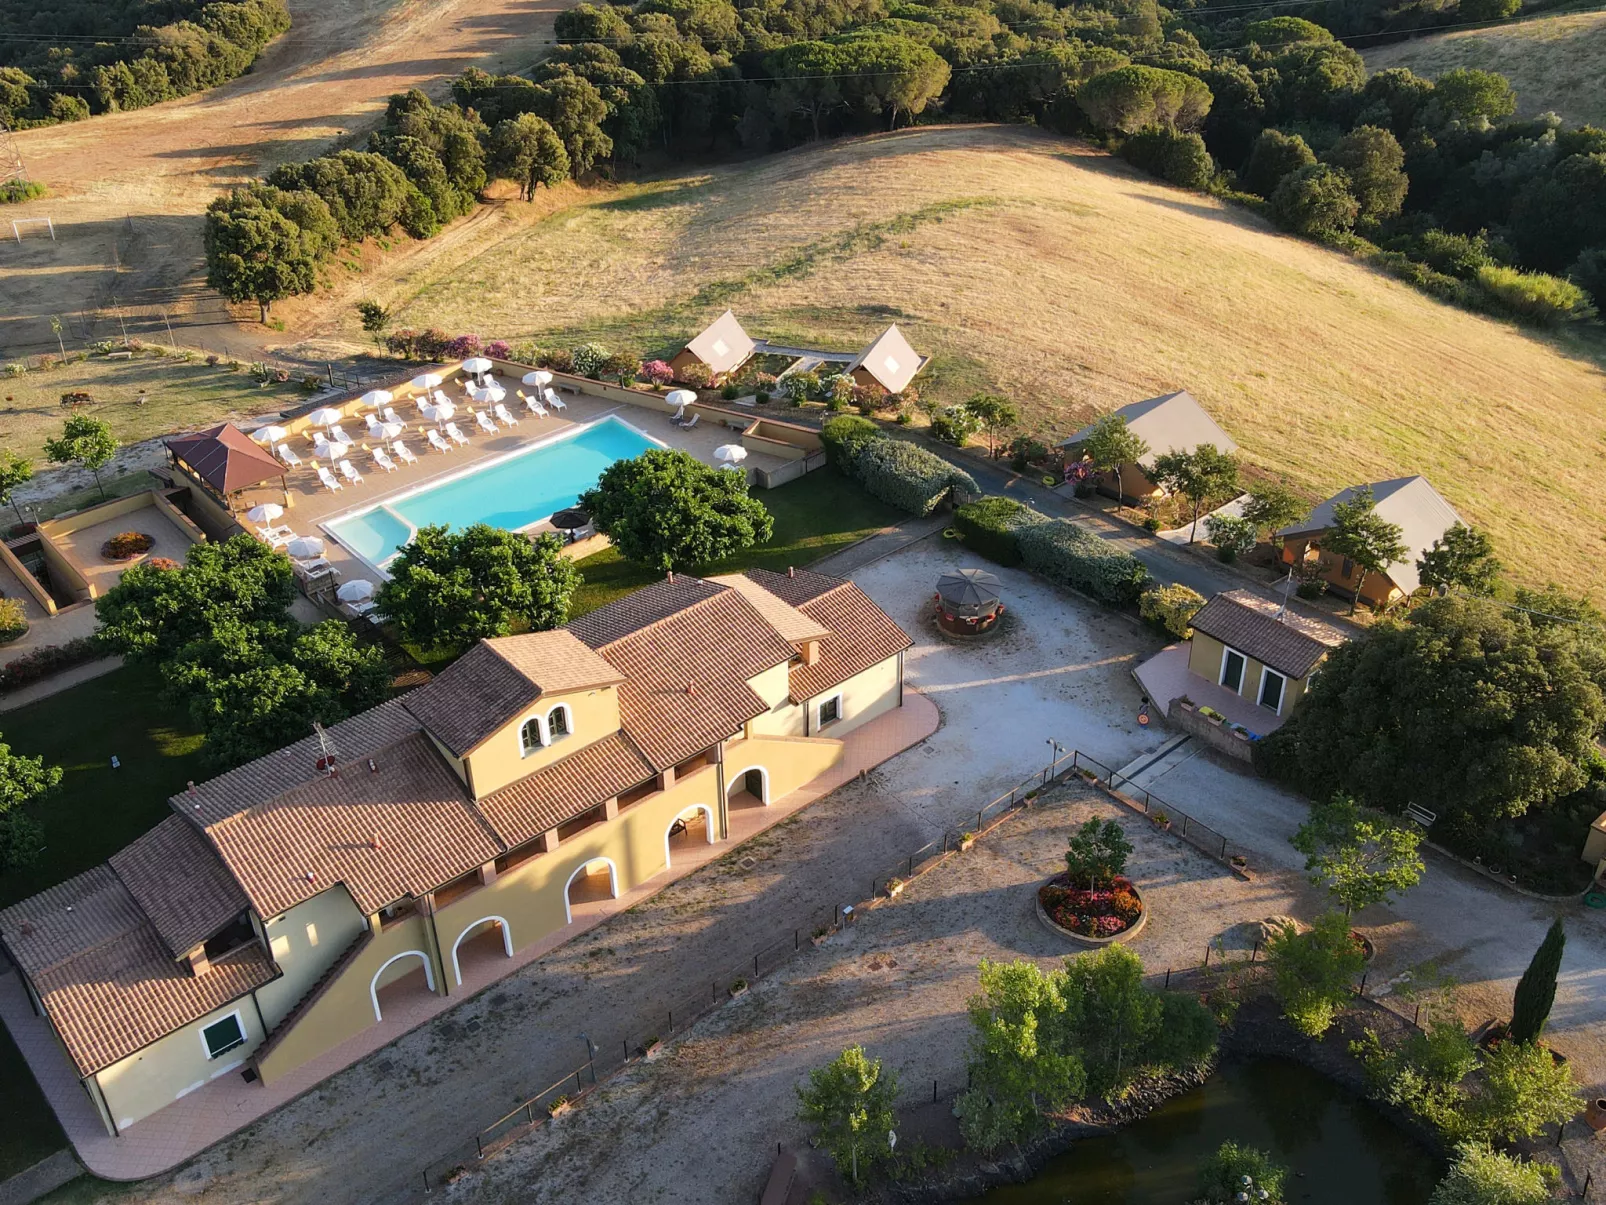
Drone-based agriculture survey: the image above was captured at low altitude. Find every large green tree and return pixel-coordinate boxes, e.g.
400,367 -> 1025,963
1240,480 -> 1306,540
0,447 -> 33,524
1256,596 -> 1606,834
1150,443 -> 1239,543
1416,524 -> 1501,598
796,1046 -> 899,1185
581,448 -> 774,571
1507,918 -> 1564,1045
962,393 -> 1019,457
1267,911 -> 1365,1037
0,735 -> 62,870
44,414 -> 119,499
1269,163 -> 1359,239
1078,413 -> 1149,499
376,524 -> 581,654
489,114 -> 571,200
1077,65 -> 1213,134
1291,795 -> 1424,916
1321,485 -> 1408,613
1324,125 -> 1408,221
1240,128 -> 1315,199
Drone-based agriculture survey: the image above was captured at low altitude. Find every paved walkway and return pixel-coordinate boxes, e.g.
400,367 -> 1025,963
0,1151 -> 81,1205
1,694 -> 940,1184
0,656 -> 123,712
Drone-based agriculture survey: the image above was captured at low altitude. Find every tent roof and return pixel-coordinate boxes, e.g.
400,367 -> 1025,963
847,325 -> 925,394
1061,391 -> 1238,467
684,310 -> 756,375
166,423 -> 285,494
1277,476 -> 1463,596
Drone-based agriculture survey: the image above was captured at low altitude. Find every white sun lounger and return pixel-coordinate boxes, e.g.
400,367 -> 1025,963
276,443 -> 303,468
444,422 -> 470,445
329,425 -> 352,445
383,407 -> 405,426
475,409 -> 498,435
542,388 -> 567,411
518,390 -> 548,417
427,429 -> 452,454
494,403 -> 519,427
432,389 -> 451,408
392,440 -> 419,464
338,459 -> 364,485
373,449 -> 398,473
317,466 -> 344,492
676,413 -> 699,432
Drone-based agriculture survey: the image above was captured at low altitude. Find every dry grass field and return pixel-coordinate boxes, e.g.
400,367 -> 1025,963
1364,8 -> 1606,128
364,126 -> 1606,601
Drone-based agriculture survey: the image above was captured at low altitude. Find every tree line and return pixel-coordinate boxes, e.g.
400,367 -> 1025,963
0,0 -> 289,125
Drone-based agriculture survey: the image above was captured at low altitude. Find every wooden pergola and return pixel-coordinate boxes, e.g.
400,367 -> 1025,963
165,423 -> 291,513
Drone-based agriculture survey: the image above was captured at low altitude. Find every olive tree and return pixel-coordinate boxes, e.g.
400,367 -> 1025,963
44,414 -> 118,498
581,448 -> 774,571
1291,795 -> 1424,916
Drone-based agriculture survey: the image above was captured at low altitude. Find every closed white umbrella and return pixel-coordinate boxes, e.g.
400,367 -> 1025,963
410,373 -> 444,390
336,579 -> 375,603
522,370 -> 554,387
461,356 -> 493,375
250,424 -> 288,444
359,389 -> 394,410
715,444 -> 748,464
285,536 -> 325,559
246,502 -> 284,523
308,407 -> 344,427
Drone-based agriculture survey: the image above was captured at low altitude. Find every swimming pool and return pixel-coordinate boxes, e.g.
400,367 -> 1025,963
323,415 -> 663,569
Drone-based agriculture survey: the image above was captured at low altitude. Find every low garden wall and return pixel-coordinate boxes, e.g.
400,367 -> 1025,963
0,539 -> 57,615
1165,698 -> 1255,763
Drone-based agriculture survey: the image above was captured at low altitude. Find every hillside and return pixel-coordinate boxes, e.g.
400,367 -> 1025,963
355,126 -> 1606,601
1364,9 -> 1606,128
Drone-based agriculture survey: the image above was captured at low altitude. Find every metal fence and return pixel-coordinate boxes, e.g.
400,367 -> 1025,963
1065,751 -> 1251,868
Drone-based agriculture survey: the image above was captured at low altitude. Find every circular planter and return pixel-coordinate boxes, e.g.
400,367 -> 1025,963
931,601 -> 1008,642
101,531 -> 155,561
1034,878 -> 1147,947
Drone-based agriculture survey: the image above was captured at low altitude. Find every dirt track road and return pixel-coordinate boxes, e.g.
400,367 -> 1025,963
1,0 -> 567,357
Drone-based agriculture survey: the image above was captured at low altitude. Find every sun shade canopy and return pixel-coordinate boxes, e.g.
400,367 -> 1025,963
936,568 -> 1002,617
166,424 -> 287,494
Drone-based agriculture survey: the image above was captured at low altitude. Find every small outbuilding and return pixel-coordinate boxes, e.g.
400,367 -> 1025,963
1277,475 -> 1461,609
1060,390 -> 1237,504
669,309 -> 756,382
166,423 -> 290,512
934,567 -> 1004,636
847,324 -> 927,396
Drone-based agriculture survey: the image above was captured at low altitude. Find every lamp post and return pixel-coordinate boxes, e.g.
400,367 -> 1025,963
1045,738 -> 1064,782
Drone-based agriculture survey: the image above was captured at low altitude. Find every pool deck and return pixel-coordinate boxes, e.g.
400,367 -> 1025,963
229,390 -> 787,593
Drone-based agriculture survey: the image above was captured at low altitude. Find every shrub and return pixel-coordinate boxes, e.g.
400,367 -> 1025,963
0,637 -> 101,692
1018,519 -> 1152,606
1267,911 -> 1365,1038
642,359 -> 673,386
536,346 -> 575,374
1475,265 -> 1595,326
1429,1144 -> 1551,1205
101,531 -> 155,560
570,342 -> 609,377
1198,1142 -> 1288,1204
484,339 -> 511,360
953,496 -> 1044,567
0,181 -> 47,205
755,390 -> 771,404
676,361 -> 712,388
929,406 -> 979,446
849,438 -> 978,517
1140,583 -> 1206,638
820,415 -> 881,469
1270,164 -> 1359,238
0,598 -> 28,644
781,372 -> 818,403
1120,126 -> 1214,189
721,382 -> 741,400
1204,513 -> 1257,561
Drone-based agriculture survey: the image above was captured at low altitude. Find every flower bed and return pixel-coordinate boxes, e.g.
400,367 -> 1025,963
101,530 -> 155,560
1036,873 -> 1146,944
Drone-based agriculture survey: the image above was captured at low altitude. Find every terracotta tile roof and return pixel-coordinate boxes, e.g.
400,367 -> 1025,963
747,570 -> 912,701
476,732 -> 654,849
174,699 -> 423,829
707,573 -> 831,643
110,816 -> 249,958
201,732 -> 503,918
574,578 -> 798,768
0,867 -> 276,1076
1189,590 -> 1347,680
165,423 -> 287,494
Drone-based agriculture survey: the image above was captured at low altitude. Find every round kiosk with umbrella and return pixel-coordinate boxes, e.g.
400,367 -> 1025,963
933,567 -> 1005,638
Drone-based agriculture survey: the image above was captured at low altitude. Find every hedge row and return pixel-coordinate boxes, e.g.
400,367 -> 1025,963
1018,519 -> 1152,607
851,438 -> 978,517
0,636 -> 102,692
952,496 -> 1041,566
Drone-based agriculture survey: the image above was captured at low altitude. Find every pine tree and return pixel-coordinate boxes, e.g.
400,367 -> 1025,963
1508,917 -> 1565,1044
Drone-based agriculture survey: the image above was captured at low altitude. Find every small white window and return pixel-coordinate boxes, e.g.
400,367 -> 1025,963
546,704 -> 572,742
305,922 -> 319,947
817,694 -> 842,728
883,355 -> 900,375
520,718 -> 542,756
201,1012 -> 246,1060
270,934 -> 291,960
711,338 -> 729,357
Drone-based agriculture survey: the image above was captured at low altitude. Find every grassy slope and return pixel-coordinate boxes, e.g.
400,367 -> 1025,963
1365,9 -> 1606,128
376,125 -> 1606,601
570,471 -> 900,615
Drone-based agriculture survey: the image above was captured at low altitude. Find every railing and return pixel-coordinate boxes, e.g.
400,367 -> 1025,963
1065,752 -> 1251,868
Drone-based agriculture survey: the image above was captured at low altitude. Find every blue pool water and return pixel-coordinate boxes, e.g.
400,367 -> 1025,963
325,416 -> 659,566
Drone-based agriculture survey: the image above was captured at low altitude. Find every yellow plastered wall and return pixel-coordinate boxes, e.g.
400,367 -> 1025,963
96,995 -> 266,1131
462,687 -> 621,798
804,656 -> 901,738
255,886 -> 369,1030
746,662 -> 808,737
1187,632 -> 1310,715
254,915 -> 432,1084
723,732 -> 843,804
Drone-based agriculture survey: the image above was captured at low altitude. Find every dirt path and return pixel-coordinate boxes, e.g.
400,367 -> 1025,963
0,0 -> 568,359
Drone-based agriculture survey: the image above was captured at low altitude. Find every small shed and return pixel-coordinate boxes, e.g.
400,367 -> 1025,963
670,310 -> 756,382
166,423 -> 290,512
848,325 -> 927,395
1061,390 -> 1237,503
935,567 -> 1004,636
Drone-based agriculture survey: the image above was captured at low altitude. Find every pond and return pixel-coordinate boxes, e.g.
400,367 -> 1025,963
959,1059 -> 1441,1205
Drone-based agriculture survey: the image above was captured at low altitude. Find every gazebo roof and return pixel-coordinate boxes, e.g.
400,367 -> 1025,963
166,424 -> 285,494
936,568 -> 1002,610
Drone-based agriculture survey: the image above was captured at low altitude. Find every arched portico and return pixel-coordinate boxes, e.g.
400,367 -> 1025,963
369,950 -> 435,1022
563,857 -> 619,924
450,916 -> 513,986
726,765 -> 769,809
664,804 -> 717,868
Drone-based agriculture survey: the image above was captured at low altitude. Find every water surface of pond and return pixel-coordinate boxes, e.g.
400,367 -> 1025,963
961,1059 -> 1440,1204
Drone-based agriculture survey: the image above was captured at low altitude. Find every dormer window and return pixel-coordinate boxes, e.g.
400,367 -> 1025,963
519,704 -> 575,756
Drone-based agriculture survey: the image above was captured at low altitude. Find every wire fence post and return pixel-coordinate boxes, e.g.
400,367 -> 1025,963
1164,967 -> 1171,988
1203,944 -> 1210,969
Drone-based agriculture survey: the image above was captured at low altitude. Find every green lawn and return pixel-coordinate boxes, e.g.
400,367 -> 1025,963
570,471 -> 900,615
0,663 -> 207,909
0,1024 -> 65,1179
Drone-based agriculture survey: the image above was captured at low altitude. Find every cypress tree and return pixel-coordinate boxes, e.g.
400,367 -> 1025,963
1508,917 -> 1565,1044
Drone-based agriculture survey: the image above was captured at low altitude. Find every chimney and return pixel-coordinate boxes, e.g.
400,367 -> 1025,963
187,781 -> 197,794
186,943 -> 211,978
371,834 -> 382,850
667,569 -> 675,584
305,870 -> 317,884
368,758 -> 378,774
787,565 -> 795,578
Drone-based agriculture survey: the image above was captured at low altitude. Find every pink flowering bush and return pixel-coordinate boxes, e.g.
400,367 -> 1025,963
444,334 -> 483,359
642,359 -> 673,386
485,340 -> 511,360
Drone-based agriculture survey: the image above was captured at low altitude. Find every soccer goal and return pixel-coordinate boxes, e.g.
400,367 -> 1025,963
11,216 -> 55,244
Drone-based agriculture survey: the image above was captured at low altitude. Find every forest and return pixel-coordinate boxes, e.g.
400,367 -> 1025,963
0,0 -> 289,124
203,0 -> 1604,327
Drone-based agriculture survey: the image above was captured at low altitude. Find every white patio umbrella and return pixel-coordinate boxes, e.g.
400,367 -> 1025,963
430,400 -> 456,423
522,370 -> 554,387
715,444 -> 748,464
317,441 -> 348,461
380,421 -> 405,440
410,373 -> 444,390
461,356 -> 493,377
246,502 -> 284,523
359,389 -> 394,410
308,407 -> 344,427
665,388 -> 696,420
250,424 -> 288,445
471,384 -> 506,404
336,579 -> 375,603
285,536 -> 325,559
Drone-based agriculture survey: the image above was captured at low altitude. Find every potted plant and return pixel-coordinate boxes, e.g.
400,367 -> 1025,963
885,877 -> 906,899
1150,809 -> 1171,831
1199,706 -> 1224,726
547,1095 -> 572,1118
958,830 -> 977,852
641,1035 -> 664,1060
1177,696 -> 1196,713
729,977 -> 749,998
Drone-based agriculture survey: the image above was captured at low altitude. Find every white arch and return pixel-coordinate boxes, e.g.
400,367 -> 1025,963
369,950 -> 435,1022
663,804 -> 717,869
727,764 -> 770,805
450,915 -> 513,986
562,857 -> 619,924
